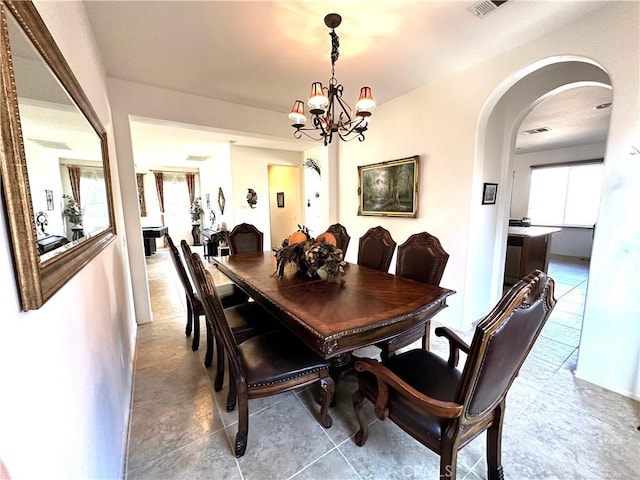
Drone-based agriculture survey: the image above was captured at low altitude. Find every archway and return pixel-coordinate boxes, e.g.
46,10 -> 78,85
464,58 -> 611,323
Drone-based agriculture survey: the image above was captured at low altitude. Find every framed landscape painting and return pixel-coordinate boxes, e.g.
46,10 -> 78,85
358,155 -> 419,217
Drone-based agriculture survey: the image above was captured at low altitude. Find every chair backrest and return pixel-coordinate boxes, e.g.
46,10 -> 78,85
227,223 -> 264,254
326,223 -> 351,256
456,270 -> 556,422
357,226 -> 396,272
166,233 -> 197,303
181,240 -> 243,373
395,232 -> 449,285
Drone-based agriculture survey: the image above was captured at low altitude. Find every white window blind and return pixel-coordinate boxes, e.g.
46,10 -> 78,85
527,161 -> 603,227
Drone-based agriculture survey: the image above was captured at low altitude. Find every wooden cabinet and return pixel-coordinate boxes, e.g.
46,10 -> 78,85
505,227 -> 560,285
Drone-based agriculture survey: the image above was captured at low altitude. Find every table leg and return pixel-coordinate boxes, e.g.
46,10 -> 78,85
316,352 -> 359,408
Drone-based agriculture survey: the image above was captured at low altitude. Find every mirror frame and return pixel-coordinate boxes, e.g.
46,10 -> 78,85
0,1 -> 116,310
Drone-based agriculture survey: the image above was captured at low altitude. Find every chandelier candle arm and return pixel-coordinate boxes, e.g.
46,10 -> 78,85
288,13 -> 375,146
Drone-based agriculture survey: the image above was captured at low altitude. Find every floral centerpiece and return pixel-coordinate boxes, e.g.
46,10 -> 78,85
62,194 -> 83,226
190,197 -> 204,223
274,225 -> 346,282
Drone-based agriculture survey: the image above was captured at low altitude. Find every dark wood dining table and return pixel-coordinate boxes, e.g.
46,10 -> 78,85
209,252 -> 455,365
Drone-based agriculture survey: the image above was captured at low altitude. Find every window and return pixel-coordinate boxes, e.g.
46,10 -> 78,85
527,161 -> 603,227
80,167 -> 108,233
163,173 -> 192,234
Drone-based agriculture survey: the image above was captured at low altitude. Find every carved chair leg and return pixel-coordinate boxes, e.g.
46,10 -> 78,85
352,389 -> 369,446
487,403 -> 505,480
191,309 -> 200,351
204,321 -> 214,368
185,295 -> 193,337
422,322 -> 431,350
440,444 -> 457,480
226,371 -> 237,412
234,388 -> 249,457
319,375 -> 335,428
379,344 -> 390,362
214,336 -> 225,391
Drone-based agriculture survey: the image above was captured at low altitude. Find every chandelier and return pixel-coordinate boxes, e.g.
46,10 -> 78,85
288,13 -> 375,146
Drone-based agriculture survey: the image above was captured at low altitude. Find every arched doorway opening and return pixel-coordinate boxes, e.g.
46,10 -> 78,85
463,58 -> 611,359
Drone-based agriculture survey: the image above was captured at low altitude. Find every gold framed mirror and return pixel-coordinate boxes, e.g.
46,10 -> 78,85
0,1 -> 116,310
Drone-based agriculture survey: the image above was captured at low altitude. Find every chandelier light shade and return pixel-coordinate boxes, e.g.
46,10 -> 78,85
288,13 -> 375,146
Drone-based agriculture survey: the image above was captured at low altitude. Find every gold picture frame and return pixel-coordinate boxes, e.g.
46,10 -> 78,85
358,155 -> 419,217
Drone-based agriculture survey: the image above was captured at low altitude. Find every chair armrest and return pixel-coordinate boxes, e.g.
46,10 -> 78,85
435,327 -> 470,367
354,358 -> 463,420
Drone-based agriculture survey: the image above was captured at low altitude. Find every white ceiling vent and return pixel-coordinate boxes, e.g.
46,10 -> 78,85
185,155 -> 210,161
28,138 -> 71,150
468,0 -> 510,18
523,127 -> 550,135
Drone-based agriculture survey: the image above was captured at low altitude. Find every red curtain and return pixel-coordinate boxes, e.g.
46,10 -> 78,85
154,171 -> 164,214
153,171 -> 166,246
68,166 -> 81,205
136,173 -> 147,217
186,173 -> 195,204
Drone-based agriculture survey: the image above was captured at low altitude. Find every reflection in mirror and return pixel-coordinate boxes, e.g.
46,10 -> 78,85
6,13 -> 109,261
0,1 -> 116,310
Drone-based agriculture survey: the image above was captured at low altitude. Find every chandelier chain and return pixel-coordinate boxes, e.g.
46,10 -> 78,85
329,29 -> 339,85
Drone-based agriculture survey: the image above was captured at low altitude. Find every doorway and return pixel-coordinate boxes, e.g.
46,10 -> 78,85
268,164 -> 303,250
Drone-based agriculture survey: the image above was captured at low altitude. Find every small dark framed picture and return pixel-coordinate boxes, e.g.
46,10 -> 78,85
482,183 -> 498,205
276,192 -> 285,208
45,189 -> 54,210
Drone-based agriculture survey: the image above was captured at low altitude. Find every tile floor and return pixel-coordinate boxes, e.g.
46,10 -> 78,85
126,252 -> 640,479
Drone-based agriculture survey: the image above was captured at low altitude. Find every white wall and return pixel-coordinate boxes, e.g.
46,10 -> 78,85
0,2 -> 135,478
230,145 -> 303,250
198,146 -> 233,231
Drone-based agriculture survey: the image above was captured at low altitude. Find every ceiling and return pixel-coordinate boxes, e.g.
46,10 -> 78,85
83,0 -> 612,159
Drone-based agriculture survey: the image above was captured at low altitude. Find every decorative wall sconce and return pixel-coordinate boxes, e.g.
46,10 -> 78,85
247,188 -> 258,208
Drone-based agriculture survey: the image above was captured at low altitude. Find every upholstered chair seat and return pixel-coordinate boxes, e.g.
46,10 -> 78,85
238,330 -> 330,389
357,349 -> 462,439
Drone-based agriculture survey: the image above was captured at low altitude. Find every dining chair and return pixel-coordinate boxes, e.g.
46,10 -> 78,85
180,240 -> 280,373
185,247 -> 335,457
353,270 -> 556,480
326,223 -> 351,256
165,234 -> 250,350
378,231 -> 450,360
227,223 -> 264,254
357,226 -> 396,272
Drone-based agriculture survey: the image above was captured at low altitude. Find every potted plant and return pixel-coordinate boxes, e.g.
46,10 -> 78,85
190,197 -> 204,246
190,197 -> 204,224
62,194 -> 84,226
